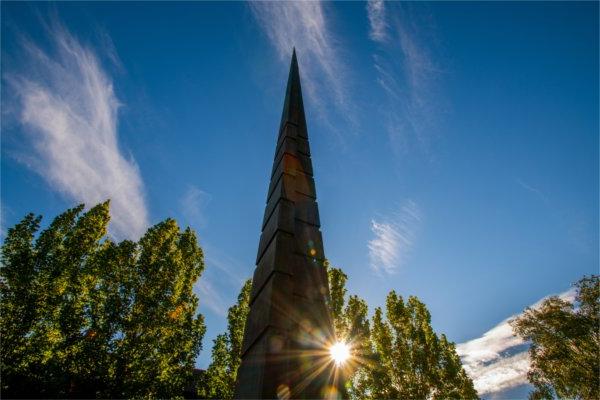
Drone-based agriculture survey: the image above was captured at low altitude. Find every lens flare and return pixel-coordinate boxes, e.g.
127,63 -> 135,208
329,342 -> 350,366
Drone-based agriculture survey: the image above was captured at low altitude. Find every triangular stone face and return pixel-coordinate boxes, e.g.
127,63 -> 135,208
235,50 -> 340,399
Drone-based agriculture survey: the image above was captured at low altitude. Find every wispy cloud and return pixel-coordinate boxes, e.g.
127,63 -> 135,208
516,178 -> 550,205
193,243 -> 248,318
194,279 -> 227,317
367,0 -> 389,43
180,185 -> 211,229
366,3 -> 442,155
397,23 -> 439,111
5,22 -> 148,239
368,200 -> 421,274
457,288 -> 577,396
249,2 -> 354,132
203,243 -> 247,287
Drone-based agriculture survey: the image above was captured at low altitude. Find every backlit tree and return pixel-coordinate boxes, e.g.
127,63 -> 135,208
1,202 -> 206,398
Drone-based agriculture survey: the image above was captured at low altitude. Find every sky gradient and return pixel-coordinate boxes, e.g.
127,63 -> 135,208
2,2 -> 598,398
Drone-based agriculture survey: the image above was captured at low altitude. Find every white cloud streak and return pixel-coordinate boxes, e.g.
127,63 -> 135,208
6,23 -> 148,239
397,25 -> 439,112
193,243 -> 248,318
367,0 -> 389,43
180,185 -> 211,229
368,200 -> 421,274
457,288 -> 577,396
516,178 -> 550,205
249,2 -> 353,129
203,244 -> 247,287
366,3 -> 442,155
194,279 -> 227,317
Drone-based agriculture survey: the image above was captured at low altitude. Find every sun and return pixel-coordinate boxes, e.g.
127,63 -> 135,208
329,341 -> 350,366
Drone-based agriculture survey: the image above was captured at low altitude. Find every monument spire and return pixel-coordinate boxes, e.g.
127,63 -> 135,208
278,48 -> 307,133
235,51 -> 342,399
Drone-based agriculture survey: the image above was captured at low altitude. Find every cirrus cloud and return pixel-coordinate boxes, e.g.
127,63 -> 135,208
248,1 -> 355,136
368,200 -> 421,274
366,2 -> 443,156
5,22 -> 148,239
367,0 -> 389,43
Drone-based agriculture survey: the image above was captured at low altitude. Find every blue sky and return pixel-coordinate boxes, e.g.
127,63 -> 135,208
2,2 -> 598,398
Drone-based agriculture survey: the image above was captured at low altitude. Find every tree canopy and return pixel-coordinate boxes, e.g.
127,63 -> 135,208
326,263 -> 478,400
9,203 -> 595,400
369,292 -> 477,399
1,202 -> 206,399
198,279 -> 252,399
511,275 -> 599,400
197,262 -> 478,399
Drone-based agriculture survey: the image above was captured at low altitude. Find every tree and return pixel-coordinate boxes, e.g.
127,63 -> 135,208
1,202 -> 206,398
198,279 -> 252,399
326,262 -> 477,400
370,292 -> 477,399
511,275 -> 599,400
326,264 -> 373,398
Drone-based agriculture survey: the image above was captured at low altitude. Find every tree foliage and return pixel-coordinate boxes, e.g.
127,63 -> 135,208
326,264 -> 373,398
326,263 -> 477,400
1,202 -> 206,399
511,275 -> 599,400
370,292 -> 477,399
198,279 -> 252,399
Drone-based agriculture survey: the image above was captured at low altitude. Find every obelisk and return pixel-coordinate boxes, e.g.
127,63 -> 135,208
235,50 -> 340,399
